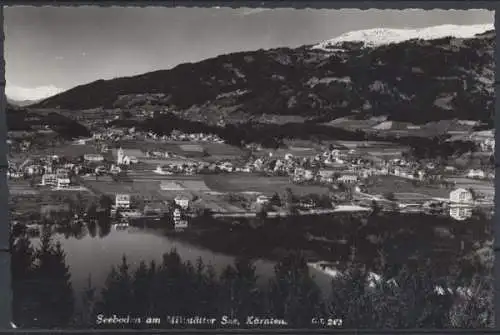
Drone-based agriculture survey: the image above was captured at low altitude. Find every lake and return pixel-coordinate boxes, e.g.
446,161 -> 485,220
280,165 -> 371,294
31,226 -> 334,299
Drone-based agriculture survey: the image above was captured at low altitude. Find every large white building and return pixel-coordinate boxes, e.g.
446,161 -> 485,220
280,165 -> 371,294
115,193 -> 131,209
41,173 -> 58,186
174,196 -> 190,209
338,174 -> 358,184
449,188 -> 473,204
467,169 -> 485,179
56,177 -> 71,189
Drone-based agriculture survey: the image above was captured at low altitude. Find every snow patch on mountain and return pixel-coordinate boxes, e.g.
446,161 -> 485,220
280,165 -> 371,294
312,24 -> 494,51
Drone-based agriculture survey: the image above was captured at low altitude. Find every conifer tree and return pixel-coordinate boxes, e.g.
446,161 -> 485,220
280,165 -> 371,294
131,261 -> 152,317
268,252 -> 322,327
79,275 -> 97,328
32,227 -> 75,328
11,235 -> 37,327
96,255 -> 132,325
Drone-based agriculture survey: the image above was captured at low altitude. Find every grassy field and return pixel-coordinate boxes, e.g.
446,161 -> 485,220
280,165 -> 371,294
9,181 -> 40,196
326,119 -> 477,138
365,176 -> 450,199
34,143 -> 102,158
119,140 -> 244,159
83,179 -> 136,195
204,173 -> 329,196
179,144 -> 204,152
198,143 -> 243,158
446,177 -> 494,198
394,192 -> 434,201
256,147 -> 319,158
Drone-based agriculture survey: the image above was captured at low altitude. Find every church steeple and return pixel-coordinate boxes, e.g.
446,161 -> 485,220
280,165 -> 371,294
117,147 -> 124,165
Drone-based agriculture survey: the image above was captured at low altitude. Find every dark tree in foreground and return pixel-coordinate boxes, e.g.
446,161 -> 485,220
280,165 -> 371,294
219,257 -> 264,325
78,275 -> 97,328
11,235 -> 37,327
95,256 -> 133,323
267,252 -> 323,327
12,227 -> 75,329
12,218 -> 494,330
32,228 -> 75,328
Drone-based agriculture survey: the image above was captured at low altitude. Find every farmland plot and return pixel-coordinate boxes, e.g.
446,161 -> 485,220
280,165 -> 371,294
204,173 -> 329,196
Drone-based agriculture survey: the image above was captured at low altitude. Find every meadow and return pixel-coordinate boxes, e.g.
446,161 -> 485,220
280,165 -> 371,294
365,175 -> 450,199
204,173 -> 329,196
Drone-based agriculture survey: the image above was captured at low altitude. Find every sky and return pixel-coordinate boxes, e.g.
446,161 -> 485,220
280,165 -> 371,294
4,7 -> 494,101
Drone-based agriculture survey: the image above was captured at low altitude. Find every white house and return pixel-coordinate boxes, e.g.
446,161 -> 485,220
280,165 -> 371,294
115,193 -> 131,209
256,195 -> 270,205
41,173 -> 58,186
467,169 -> 485,179
319,169 -> 337,179
480,138 -> 495,152
303,170 -> 314,180
338,174 -> 358,184
449,188 -> 473,204
56,177 -> 71,189
174,196 -> 190,209
84,154 -> 104,162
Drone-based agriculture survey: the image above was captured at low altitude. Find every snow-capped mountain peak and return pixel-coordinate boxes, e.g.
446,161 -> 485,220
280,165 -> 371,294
312,23 -> 494,51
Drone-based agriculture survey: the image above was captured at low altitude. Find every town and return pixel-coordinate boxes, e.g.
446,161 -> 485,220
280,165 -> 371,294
8,112 -> 495,235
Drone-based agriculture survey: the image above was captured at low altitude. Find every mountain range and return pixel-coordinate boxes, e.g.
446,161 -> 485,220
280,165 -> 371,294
32,24 -> 495,126
7,98 -> 41,107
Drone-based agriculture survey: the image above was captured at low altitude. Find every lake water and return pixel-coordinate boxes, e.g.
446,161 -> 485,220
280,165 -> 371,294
31,226 -> 334,298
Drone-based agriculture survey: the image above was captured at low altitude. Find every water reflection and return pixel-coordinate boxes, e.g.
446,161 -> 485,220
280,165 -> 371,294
28,225 -> 321,295
21,209 -> 492,299
449,206 -> 473,221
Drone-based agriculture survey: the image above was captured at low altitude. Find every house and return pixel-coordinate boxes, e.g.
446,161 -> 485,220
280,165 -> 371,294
219,162 -> 234,172
56,177 -> 71,189
480,138 -> 495,152
467,169 -> 485,179
338,174 -> 358,184
24,165 -> 40,176
299,199 -> 316,209
449,188 -> 473,204
174,196 -> 190,209
110,165 -> 121,174
8,171 -> 23,179
256,195 -> 270,205
84,154 -> 104,162
41,173 -> 58,186
155,165 -> 173,175
303,170 -> 314,180
115,193 -> 131,209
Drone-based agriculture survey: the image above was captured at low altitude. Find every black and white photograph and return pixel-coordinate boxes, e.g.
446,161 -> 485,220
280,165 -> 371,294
6,6 -> 495,329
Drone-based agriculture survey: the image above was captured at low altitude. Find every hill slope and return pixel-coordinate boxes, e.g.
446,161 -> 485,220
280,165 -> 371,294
33,27 -> 494,125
